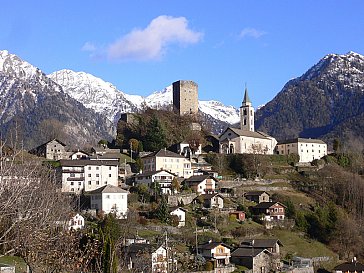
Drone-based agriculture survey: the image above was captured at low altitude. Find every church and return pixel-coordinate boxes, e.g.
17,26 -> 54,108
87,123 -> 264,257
219,88 -> 277,155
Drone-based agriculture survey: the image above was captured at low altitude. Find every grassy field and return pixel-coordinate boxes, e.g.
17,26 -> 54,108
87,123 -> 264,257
268,229 -> 337,259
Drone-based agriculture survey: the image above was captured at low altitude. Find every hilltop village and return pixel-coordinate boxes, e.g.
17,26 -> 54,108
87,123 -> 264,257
0,80 -> 362,273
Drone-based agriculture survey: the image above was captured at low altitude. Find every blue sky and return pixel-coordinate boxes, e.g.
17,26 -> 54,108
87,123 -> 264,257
2,1 -> 364,108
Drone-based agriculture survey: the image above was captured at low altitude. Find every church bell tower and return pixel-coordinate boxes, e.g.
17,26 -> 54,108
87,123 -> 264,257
240,86 -> 254,132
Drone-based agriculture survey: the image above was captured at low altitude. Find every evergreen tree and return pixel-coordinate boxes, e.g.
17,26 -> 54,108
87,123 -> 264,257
144,115 -> 167,151
155,196 -> 169,223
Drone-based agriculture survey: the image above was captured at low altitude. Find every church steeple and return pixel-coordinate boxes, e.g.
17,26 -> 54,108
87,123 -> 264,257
240,84 -> 255,132
242,85 -> 251,105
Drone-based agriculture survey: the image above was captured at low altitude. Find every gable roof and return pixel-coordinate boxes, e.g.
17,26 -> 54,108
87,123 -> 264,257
59,159 -> 118,167
334,261 -> 364,272
184,174 -> 217,184
135,170 -> 177,178
142,149 -> 185,159
169,207 -> 187,213
88,185 -> 128,194
125,243 -> 163,254
277,138 -> 326,145
241,239 -> 283,248
245,191 -> 270,197
253,202 -> 286,209
220,127 -> 272,140
198,241 -> 231,250
231,247 -> 270,258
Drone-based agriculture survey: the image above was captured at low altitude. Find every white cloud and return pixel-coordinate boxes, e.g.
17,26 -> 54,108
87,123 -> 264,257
239,27 -> 266,39
107,15 -> 203,61
81,42 -> 97,52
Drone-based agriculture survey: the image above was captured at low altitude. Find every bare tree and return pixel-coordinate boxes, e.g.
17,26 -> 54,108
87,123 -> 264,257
0,142 -> 100,272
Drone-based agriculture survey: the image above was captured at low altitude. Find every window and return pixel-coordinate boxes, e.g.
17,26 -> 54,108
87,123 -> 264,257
96,174 -> 99,177
70,182 -> 74,186
109,166 -> 112,170
88,181 -> 91,185
106,195 -> 110,199
88,174 -> 91,177
78,182 -> 81,185
96,167 -> 99,170
71,188 -> 74,192
88,166 -> 91,170
109,174 -> 112,177
70,173 -> 75,177
96,181 -> 99,185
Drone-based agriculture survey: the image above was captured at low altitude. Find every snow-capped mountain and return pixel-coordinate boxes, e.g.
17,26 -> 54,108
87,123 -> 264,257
0,50 -> 113,148
255,51 -> 364,142
49,69 -> 240,125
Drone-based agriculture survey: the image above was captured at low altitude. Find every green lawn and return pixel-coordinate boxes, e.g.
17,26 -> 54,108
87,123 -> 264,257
269,229 -> 337,258
0,256 -> 27,273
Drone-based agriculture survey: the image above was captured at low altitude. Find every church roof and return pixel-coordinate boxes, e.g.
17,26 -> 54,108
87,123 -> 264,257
220,127 -> 272,140
242,87 -> 251,104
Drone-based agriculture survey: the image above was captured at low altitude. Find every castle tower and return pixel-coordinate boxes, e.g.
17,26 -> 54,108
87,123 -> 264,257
172,80 -> 198,116
240,86 -> 254,131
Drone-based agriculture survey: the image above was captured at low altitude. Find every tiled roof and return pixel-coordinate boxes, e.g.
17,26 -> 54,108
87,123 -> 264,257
59,159 -> 118,167
334,261 -> 364,272
231,247 -> 269,257
88,185 -> 128,194
220,127 -> 272,140
141,149 -> 185,159
277,138 -> 326,145
241,239 -> 283,248
198,242 -> 231,250
253,202 -> 286,209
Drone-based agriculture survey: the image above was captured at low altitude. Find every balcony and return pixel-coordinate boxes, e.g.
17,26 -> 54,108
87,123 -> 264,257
67,177 -> 84,181
213,252 -> 230,258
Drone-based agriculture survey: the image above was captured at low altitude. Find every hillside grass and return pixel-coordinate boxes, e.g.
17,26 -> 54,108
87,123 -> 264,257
269,229 -> 337,258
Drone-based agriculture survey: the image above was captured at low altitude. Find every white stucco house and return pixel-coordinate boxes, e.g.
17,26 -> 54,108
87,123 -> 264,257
68,213 -> 85,230
141,149 -> 193,178
134,170 -> 178,195
183,174 -> 217,194
169,207 -> 187,227
89,185 -> 128,219
58,159 -> 119,193
219,88 -> 277,155
275,138 -> 327,163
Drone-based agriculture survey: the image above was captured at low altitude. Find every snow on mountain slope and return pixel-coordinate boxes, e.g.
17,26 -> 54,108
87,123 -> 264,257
49,69 -> 137,123
50,69 -> 240,125
199,100 -> 240,124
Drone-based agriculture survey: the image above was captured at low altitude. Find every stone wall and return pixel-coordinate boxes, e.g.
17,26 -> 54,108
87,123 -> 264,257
172,80 -> 198,116
167,193 -> 197,206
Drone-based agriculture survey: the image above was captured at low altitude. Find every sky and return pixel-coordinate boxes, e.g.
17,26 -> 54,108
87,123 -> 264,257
1,1 -> 364,108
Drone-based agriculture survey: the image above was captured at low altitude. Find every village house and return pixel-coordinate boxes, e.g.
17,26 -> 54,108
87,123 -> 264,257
245,191 -> 271,203
141,149 -> 193,178
219,88 -> 277,155
333,258 -> 364,273
68,213 -> 85,230
251,202 -> 286,221
198,241 -> 232,269
124,243 -> 176,273
134,170 -> 178,195
58,159 -> 119,193
69,150 -> 90,160
275,138 -> 327,163
88,184 -> 128,219
183,174 -> 217,194
29,139 -> 67,160
240,239 -> 283,257
169,207 -> 187,227
231,248 -> 272,273
194,193 -> 224,209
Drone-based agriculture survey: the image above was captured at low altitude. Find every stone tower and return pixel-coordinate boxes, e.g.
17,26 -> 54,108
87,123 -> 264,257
172,80 -> 198,116
240,87 -> 254,131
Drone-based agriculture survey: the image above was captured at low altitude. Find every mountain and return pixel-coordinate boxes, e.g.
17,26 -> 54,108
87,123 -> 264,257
49,69 -> 240,133
255,51 -> 364,146
0,50 -> 113,149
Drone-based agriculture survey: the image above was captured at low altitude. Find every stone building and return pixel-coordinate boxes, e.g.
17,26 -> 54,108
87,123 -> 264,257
219,87 -> 277,155
172,80 -> 198,116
